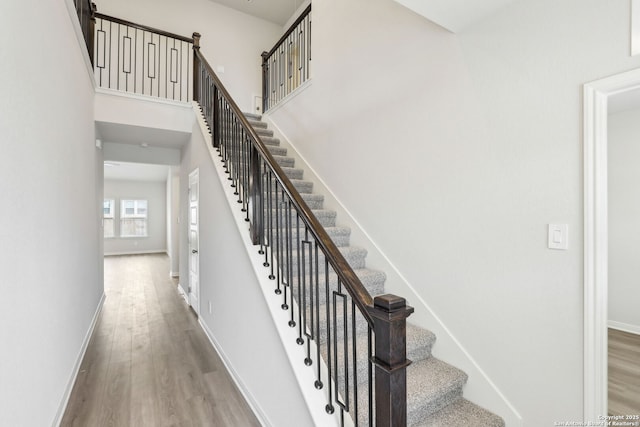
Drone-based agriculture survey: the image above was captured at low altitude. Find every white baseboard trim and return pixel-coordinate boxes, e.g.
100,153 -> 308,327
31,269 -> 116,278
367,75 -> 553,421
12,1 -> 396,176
198,319 -> 271,427
608,320 -> 640,335
53,292 -> 106,427
176,284 -> 189,304
170,270 -> 180,278
104,250 -> 167,256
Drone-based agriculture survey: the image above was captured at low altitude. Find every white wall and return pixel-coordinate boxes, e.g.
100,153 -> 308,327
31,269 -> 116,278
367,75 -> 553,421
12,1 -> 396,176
265,0 -> 640,424
104,179 -> 168,255
608,108 -> 640,333
0,0 -> 103,425
167,168 -> 181,276
179,120 -> 314,426
98,0 -> 282,112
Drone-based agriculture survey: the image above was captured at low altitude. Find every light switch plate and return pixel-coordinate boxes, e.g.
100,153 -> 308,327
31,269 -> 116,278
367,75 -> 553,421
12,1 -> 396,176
548,224 -> 569,250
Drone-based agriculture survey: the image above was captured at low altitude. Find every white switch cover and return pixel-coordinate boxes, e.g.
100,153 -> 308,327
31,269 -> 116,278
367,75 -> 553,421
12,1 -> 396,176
548,224 -> 569,250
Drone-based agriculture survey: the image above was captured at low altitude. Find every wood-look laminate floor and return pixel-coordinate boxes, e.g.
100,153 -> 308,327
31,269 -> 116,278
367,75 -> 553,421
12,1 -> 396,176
61,254 -> 260,427
609,328 -> 640,416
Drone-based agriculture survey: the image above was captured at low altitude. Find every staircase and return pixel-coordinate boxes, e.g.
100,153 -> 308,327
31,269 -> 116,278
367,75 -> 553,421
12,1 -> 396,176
232,111 -> 505,427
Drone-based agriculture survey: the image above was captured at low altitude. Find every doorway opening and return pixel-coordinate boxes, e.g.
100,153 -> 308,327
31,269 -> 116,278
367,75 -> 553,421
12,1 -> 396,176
584,67 -> 640,420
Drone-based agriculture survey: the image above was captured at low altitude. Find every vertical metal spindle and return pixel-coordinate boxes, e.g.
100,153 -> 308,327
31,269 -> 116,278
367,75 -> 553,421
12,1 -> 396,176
368,327 -> 374,427
303,227 -> 314,367
296,214 -> 304,345
333,279 -> 350,417
134,28 -> 138,94
274,183 -> 282,294
325,258 -> 335,415
268,171 -> 276,280
352,300 -> 359,426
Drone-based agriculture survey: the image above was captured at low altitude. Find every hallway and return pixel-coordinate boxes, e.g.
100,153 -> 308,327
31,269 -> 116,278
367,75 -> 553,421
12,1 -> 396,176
61,254 -> 260,426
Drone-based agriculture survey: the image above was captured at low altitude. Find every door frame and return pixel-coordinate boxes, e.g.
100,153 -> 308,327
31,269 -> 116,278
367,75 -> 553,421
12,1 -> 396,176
188,168 -> 200,315
583,67 -> 640,420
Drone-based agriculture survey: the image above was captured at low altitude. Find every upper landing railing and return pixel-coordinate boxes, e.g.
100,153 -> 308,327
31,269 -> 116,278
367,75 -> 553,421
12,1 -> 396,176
74,2 -> 194,102
93,13 -> 193,102
72,5 -> 412,426
261,4 -> 312,112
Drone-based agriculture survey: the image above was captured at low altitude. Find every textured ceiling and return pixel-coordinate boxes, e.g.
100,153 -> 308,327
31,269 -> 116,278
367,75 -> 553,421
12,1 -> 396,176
209,0 -> 307,26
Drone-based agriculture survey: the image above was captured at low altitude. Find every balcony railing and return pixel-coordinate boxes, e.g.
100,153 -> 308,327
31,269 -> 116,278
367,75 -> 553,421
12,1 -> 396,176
261,5 -> 312,112
93,13 -> 193,102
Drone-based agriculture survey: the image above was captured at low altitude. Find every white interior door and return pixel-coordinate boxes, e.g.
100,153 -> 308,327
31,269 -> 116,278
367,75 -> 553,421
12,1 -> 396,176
188,169 -> 200,315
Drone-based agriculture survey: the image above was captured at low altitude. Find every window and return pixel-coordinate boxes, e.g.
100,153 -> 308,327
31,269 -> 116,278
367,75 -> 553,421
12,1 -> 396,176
103,199 -> 115,238
120,199 -> 148,237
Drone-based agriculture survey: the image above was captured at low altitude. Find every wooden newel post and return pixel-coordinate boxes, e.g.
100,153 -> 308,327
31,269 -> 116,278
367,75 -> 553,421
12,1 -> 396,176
88,2 -> 97,66
192,32 -> 201,103
370,294 -> 414,427
261,51 -> 269,113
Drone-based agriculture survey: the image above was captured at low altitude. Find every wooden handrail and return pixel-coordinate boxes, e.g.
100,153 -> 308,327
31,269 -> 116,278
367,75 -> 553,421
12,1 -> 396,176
194,47 -> 376,325
94,12 -> 193,43
194,35 -> 412,426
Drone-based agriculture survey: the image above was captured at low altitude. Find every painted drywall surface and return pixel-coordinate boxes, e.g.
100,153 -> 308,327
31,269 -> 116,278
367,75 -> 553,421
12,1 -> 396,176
104,179 -> 168,255
392,0 -> 517,33
167,168 -> 181,276
265,0 -> 640,424
95,91 -> 195,135
98,0 -> 282,112
104,142 -> 181,165
179,120 -> 314,426
0,0 -> 103,425
608,109 -> 640,332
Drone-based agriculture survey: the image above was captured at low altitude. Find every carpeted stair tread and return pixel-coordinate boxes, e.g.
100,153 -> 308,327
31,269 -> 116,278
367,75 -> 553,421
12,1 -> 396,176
261,136 -> 281,146
247,119 -> 268,128
355,357 -> 468,427
266,145 -> 287,156
254,127 -> 273,137
288,245 -> 368,272
270,208 -> 335,227
413,398 -> 505,427
293,267 -> 386,306
328,322 -> 437,392
406,358 -> 468,423
272,155 -> 295,168
243,112 -> 262,121
299,193 -> 324,209
289,179 -> 313,194
273,225 -> 350,247
281,167 -> 304,180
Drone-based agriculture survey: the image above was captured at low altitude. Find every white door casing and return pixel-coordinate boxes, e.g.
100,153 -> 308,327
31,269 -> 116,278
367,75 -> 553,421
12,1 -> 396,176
189,169 -> 200,315
583,67 -> 640,421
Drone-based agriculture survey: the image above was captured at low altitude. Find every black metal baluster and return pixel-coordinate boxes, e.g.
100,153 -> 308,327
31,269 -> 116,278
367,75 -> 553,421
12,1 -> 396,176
274,183 -> 282,294
303,227 -> 313,366
352,300 -> 359,427
314,240 -> 323,389
325,258 -> 334,415
333,279 -> 350,422
267,171 -> 275,277
296,213 -> 304,345
141,30 -> 144,95
368,327 -> 374,426
133,28 -> 138,94
117,23 -> 120,91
